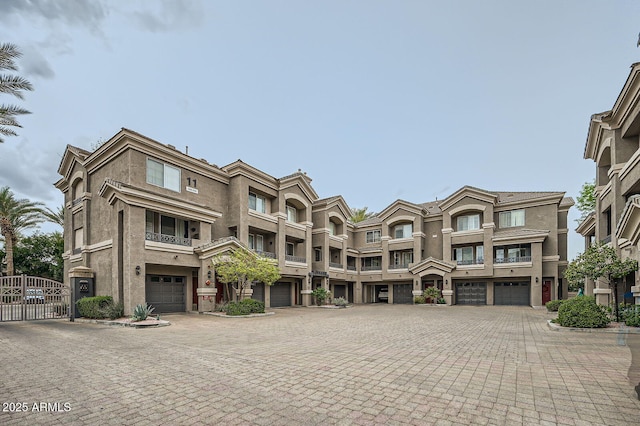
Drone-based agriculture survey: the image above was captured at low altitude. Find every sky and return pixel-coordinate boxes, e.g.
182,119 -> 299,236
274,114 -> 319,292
1,0 -> 640,260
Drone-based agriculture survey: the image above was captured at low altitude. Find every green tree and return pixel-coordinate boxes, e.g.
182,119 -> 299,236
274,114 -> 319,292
0,232 -> 64,281
575,180 -> 596,223
0,43 -> 33,143
564,242 -> 638,322
44,205 -> 64,227
0,186 -> 45,275
350,207 -> 375,223
213,249 -> 280,301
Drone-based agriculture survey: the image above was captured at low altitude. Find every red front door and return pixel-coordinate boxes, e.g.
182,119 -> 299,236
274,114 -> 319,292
542,280 -> 552,304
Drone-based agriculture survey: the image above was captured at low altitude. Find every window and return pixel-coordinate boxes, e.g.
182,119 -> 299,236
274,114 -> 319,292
495,244 -> 531,263
499,209 -> 525,228
249,192 -> 266,213
394,223 -> 412,239
392,251 -> 413,267
74,228 -> 83,251
329,221 -> 336,236
314,248 -> 322,262
366,230 -> 381,243
457,214 -> 480,231
146,211 -> 188,238
362,257 -> 382,269
146,159 -> 181,192
248,234 -> 264,251
286,242 -> 295,256
286,205 -> 297,222
453,245 -> 484,265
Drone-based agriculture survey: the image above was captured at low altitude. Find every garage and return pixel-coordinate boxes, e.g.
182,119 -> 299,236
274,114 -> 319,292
145,275 -> 185,313
270,282 -> 291,307
252,283 -> 264,302
494,282 -> 530,306
393,284 -> 414,304
455,282 -> 486,305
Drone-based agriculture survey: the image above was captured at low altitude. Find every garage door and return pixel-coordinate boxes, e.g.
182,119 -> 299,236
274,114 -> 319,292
456,282 -> 486,305
494,282 -> 530,306
146,275 -> 185,313
252,283 -> 264,302
270,282 -> 291,307
393,284 -> 413,304
333,285 -> 346,299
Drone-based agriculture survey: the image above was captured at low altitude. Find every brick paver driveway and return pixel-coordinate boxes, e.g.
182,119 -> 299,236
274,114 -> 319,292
1,305 -> 639,425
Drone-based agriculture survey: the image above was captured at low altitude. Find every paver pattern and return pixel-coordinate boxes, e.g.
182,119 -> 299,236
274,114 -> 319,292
1,305 -> 639,425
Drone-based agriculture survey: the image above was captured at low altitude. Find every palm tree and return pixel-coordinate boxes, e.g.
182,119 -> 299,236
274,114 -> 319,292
0,186 -> 44,275
44,205 -> 64,227
350,207 -> 375,223
0,42 -> 33,143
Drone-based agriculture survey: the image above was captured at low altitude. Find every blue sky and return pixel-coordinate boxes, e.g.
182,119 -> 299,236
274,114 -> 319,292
1,1 -> 640,260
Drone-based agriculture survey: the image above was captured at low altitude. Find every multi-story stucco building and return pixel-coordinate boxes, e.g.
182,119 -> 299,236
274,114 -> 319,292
579,62 -> 640,306
56,128 -> 572,314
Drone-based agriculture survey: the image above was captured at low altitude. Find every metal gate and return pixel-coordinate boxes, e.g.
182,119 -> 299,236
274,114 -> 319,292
0,275 -> 71,322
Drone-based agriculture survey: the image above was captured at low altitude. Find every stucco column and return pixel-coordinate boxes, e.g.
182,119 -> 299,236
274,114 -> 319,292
531,242 -> 543,307
442,228 -> 452,262
442,274 -> 453,305
301,274 -> 312,306
594,278 -> 611,305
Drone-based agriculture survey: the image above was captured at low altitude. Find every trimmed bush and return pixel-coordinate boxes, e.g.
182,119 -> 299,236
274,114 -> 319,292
437,297 -> 446,304
76,296 -> 114,319
414,295 -> 426,304
622,305 -> 640,327
104,301 -> 124,320
556,296 -> 609,328
333,297 -> 348,307
224,298 -> 265,316
545,299 -> 564,312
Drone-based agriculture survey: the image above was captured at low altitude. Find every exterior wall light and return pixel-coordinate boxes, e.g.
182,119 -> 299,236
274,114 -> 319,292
135,265 -> 141,275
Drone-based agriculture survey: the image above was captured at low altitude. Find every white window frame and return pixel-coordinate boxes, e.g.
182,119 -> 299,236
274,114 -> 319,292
394,223 -> 412,239
457,214 -> 480,231
329,221 -> 336,236
146,158 -> 181,192
286,242 -> 295,256
499,209 -> 525,228
249,192 -> 266,213
286,205 -> 297,223
314,248 -> 322,262
366,230 -> 381,243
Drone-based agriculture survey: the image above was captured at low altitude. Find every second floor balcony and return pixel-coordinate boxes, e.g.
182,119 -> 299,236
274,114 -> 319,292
456,258 -> 484,266
145,231 -> 192,247
255,250 -> 276,259
329,262 -> 343,269
494,256 -> 531,264
285,254 -> 306,263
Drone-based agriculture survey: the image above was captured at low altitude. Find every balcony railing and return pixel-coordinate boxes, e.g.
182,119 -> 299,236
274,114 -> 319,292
255,250 -> 276,259
362,265 -> 382,271
456,258 -> 484,266
347,265 -> 357,271
494,256 -> 531,264
145,232 -> 192,247
329,262 -> 343,269
389,263 -> 410,270
285,255 -> 306,263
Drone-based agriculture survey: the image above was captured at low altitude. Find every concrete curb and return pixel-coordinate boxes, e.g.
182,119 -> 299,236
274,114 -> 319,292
202,311 -> 275,318
547,319 -> 640,334
73,317 -> 171,328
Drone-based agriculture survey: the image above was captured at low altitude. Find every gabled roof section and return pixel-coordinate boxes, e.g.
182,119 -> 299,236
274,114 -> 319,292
222,160 -> 279,190
409,257 -> 456,277
616,195 -> 640,244
56,144 -> 91,183
313,195 -> 352,221
492,228 -> 549,243
278,169 -> 319,202
377,199 -> 426,221
576,212 -> 596,236
438,186 -> 498,211
584,110 -> 613,160
194,236 -> 249,259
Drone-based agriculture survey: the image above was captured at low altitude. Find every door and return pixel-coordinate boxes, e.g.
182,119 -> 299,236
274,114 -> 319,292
494,282 -> 530,306
270,282 -> 291,307
393,284 -> 413,304
252,283 -> 265,302
542,280 -> 551,305
146,275 -> 185,313
192,277 -> 198,309
455,282 -> 486,305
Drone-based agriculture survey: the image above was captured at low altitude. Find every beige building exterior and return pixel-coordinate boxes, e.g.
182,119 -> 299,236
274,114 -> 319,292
579,62 -> 640,306
56,128 -> 572,314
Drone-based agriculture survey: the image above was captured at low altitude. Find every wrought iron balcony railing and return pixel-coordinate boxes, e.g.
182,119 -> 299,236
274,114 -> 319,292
285,255 -> 306,263
494,256 -> 531,264
329,262 -> 343,269
145,232 -> 192,247
255,250 -> 276,259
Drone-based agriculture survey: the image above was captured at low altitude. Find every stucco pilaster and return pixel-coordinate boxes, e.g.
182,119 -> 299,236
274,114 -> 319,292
442,228 -> 452,262
531,242 -> 543,307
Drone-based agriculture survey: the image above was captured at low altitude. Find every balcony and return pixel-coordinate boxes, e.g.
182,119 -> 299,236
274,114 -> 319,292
347,265 -> 357,271
362,265 -> 382,271
329,262 -> 343,269
389,263 -> 410,270
145,232 -> 192,247
494,256 -> 531,264
285,255 -> 306,263
255,250 -> 276,259
456,258 -> 484,266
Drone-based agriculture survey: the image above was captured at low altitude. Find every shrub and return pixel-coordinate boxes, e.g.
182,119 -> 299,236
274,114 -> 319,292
76,296 -> 114,319
104,301 -> 124,320
414,295 -> 426,304
312,287 -> 331,305
437,297 -> 446,304
333,297 -> 348,307
131,303 -> 155,321
622,305 -> 640,327
423,287 -> 440,303
224,298 -> 265,316
556,296 -> 610,328
545,299 -> 564,312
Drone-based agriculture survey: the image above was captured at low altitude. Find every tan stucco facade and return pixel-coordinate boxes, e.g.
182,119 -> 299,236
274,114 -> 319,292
56,128 -> 572,314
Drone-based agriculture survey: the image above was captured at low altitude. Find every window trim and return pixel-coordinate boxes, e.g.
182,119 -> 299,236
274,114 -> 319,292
249,192 -> 267,213
499,209 -> 525,228
366,229 -> 382,243
456,213 -> 480,231
146,158 -> 181,192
